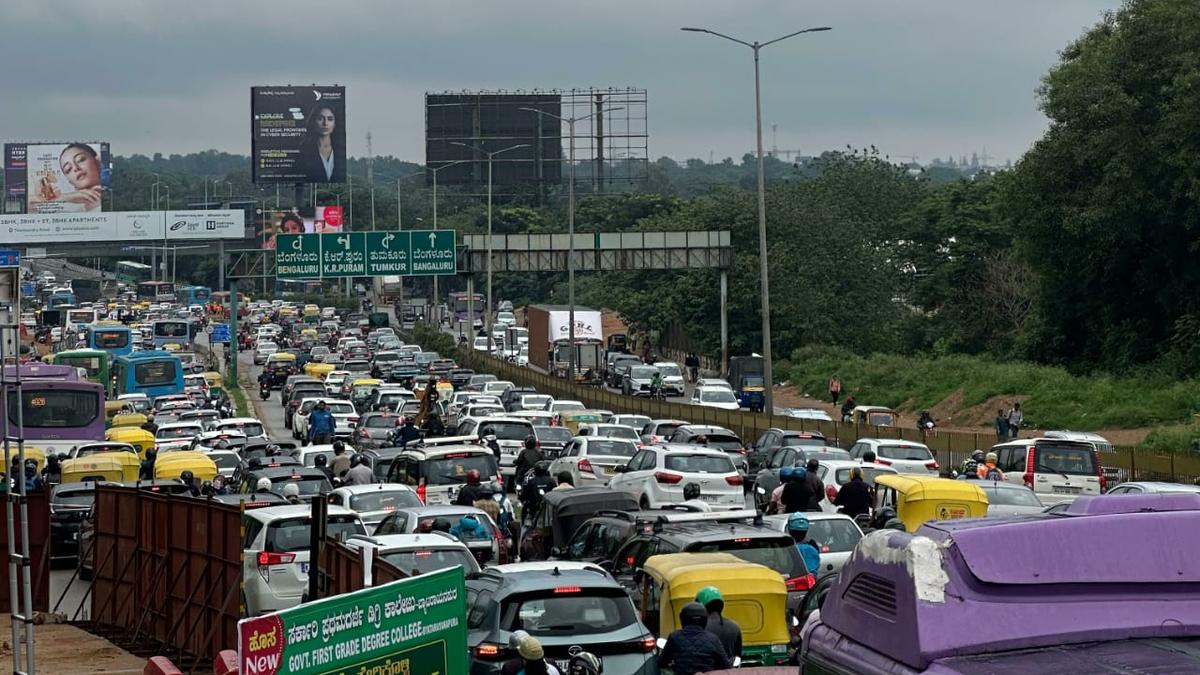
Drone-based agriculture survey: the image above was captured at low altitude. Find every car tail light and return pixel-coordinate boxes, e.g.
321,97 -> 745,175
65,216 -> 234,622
640,636 -> 657,652
578,458 -> 595,474
786,573 -> 816,592
1024,446 -> 1036,488
925,460 -> 940,471
553,586 -> 582,594
826,484 -> 839,502
875,457 -> 893,466
654,471 -> 682,484
358,428 -> 369,438
737,448 -> 748,454
416,479 -> 427,504
725,474 -> 743,486
474,643 -> 506,660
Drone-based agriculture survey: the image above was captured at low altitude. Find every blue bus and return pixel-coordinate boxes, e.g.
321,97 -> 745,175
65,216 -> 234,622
151,319 -> 191,349
47,292 -> 76,309
112,351 -> 184,400
176,285 -> 212,307
88,324 -> 133,357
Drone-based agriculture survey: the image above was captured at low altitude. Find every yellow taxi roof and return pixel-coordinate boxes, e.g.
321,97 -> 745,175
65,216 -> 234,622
874,474 -> 988,501
267,352 -> 297,360
352,378 -> 382,386
642,552 -> 787,593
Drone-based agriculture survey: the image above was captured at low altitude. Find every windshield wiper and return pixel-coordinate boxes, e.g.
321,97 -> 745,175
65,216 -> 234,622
1035,462 -> 1071,482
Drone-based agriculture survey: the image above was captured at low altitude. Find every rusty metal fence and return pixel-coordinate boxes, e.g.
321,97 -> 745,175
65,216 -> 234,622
317,537 -> 407,598
455,349 -> 1200,485
0,492 -> 49,612
89,486 -> 242,668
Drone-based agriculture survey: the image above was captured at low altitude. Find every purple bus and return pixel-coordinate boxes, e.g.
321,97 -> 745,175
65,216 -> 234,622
2,366 -> 105,456
802,494 -> 1200,674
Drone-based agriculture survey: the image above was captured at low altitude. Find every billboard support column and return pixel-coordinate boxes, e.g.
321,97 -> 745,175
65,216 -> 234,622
218,241 -> 225,291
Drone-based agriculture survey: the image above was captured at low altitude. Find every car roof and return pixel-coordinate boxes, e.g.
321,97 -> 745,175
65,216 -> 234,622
653,521 -> 790,542
251,466 -> 329,478
245,504 -> 358,523
218,417 -> 262,425
858,438 -> 930,449
1121,482 -> 1200,492
476,562 -> 617,593
654,444 -> 734,458
331,482 -> 415,496
676,424 -> 735,434
345,532 -> 466,552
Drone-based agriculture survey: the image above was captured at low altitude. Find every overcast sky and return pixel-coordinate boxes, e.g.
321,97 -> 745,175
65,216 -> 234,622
0,0 -> 1119,165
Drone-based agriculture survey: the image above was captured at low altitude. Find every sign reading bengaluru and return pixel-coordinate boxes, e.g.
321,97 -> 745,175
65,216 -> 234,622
237,567 -> 467,675
274,230 -> 456,279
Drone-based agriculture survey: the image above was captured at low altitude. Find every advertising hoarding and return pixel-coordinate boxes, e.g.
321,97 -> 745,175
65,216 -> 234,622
258,206 -> 344,250
0,210 -> 245,243
3,142 -> 112,214
236,567 -> 467,675
252,86 -> 347,184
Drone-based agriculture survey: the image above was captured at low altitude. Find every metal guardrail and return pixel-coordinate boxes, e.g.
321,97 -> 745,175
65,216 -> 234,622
455,349 -> 1200,485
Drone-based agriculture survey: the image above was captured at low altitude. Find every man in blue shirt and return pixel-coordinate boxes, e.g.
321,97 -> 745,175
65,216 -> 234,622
787,512 -> 821,575
307,400 -> 335,445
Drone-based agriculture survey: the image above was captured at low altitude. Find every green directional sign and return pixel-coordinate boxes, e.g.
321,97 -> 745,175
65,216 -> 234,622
409,229 -> 457,276
275,234 -> 321,278
275,230 -> 456,279
320,232 -> 366,277
365,231 -> 410,275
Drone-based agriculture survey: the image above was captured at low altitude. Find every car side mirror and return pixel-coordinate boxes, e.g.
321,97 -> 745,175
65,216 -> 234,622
614,465 -> 626,473
550,546 -> 563,558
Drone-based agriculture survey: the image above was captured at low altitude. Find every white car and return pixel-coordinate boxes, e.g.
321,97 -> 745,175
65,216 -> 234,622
343,533 -> 480,584
847,438 -> 939,475
324,370 -> 351,396
576,423 -> 641,443
781,408 -> 834,422
453,416 -> 535,480
814,460 -> 900,512
608,445 -> 743,510
241,505 -> 366,616
691,386 -> 741,410
327,484 -> 423,529
154,422 -> 204,452
212,417 -> 268,442
763,512 -> 864,577
292,443 -> 358,469
652,362 -> 687,396
252,342 -> 278,365
549,436 -> 640,487
611,415 -> 652,433
495,311 -> 516,327
292,399 -> 359,440
546,400 -> 586,416
472,336 -> 495,353
696,378 -> 733,391
482,380 -> 514,397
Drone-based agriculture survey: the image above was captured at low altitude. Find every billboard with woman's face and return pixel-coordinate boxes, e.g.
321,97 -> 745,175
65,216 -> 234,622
258,206 -> 343,249
251,86 -> 346,184
3,142 -> 111,214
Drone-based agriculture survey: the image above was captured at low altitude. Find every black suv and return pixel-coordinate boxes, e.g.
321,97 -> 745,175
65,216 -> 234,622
748,429 -> 829,479
465,562 -> 657,675
235,465 -> 331,503
751,446 -> 851,511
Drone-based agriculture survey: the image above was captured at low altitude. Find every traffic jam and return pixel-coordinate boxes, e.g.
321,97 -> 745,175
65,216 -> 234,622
25,282 -> 1200,675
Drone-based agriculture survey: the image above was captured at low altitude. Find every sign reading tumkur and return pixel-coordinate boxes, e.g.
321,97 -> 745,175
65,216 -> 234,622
275,231 -> 456,280
237,567 -> 467,675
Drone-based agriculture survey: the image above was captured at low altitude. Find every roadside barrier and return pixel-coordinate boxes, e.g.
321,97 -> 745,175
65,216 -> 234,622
143,655 -> 183,675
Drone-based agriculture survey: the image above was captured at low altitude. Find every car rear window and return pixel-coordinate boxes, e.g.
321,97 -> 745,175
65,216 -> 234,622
349,490 -> 421,512
1036,444 -> 1098,476
586,439 -> 637,458
426,454 -> 499,485
782,436 -> 826,447
504,590 -> 637,636
535,427 -> 574,444
686,537 -> 805,578
805,519 -> 863,554
701,434 -> 743,451
364,415 -> 396,429
833,466 -> 894,486
664,454 -> 735,474
653,423 -> 685,437
209,453 -> 241,470
382,548 -> 476,576
220,421 -> 265,437
51,489 -> 95,507
984,487 -> 1044,506
264,515 -> 364,553
477,422 -> 532,441
269,476 -> 331,496
878,444 -> 933,461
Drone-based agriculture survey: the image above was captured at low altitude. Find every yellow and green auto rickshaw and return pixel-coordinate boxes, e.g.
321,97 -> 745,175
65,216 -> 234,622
105,427 -> 157,460
152,451 -> 218,483
873,474 -> 989,532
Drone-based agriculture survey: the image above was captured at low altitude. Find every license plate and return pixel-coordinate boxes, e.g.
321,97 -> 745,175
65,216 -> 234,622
700,495 -> 720,502
299,562 -> 309,574
1053,485 -> 1082,494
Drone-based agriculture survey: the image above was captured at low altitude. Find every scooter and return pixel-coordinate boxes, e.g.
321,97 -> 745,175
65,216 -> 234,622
259,382 -> 270,400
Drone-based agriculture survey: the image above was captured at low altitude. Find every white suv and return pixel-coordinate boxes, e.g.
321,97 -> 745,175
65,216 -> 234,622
343,533 -> 480,584
549,436 -> 640,487
991,437 -> 1104,505
292,399 -> 359,441
847,438 -> 939,475
240,505 -> 365,616
608,444 -> 743,509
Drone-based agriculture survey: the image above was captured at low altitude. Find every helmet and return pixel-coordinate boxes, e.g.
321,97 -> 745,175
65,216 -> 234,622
313,454 -> 328,467
679,602 -> 708,628
683,483 -> 701,501
779,466 -> 794,482
696,586 -> 723,611
884,518 -> 907,531
792,466 -> 807,481
524,436 -> 537,450
567,652 -> 603,675
466,469 -> 481,485
180,470 -> 194,483
282,483 -> 300,498
788,512 -> 810,534
986,452 -> 999,463
333,441 -> 345,454
256,477 -> 271,491
971,449 -> 985,461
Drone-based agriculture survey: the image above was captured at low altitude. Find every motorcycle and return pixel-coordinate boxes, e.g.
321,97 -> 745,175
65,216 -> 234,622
259,383 -> 270,400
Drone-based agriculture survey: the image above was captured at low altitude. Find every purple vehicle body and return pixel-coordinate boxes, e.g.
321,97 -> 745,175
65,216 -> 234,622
802,494 -> 1200,674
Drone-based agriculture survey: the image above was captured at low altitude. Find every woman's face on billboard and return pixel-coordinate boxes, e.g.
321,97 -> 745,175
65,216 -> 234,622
60,147 -> 101,189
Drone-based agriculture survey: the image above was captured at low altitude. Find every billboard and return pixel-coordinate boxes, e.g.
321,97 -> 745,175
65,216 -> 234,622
258,206 -> 344,250
425,93 -> 560,187
251,86 -> 346,184
3,142 -> 112,214
0,210 -> 245,244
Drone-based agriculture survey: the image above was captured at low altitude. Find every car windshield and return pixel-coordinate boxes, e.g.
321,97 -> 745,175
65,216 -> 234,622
1037,445 -> 1098,475
264,515 -> 364,553
364,415 -> 397,429
586,439 -> 637,458
535,427 -> 574,444
218,422 -> 264,437
506,592 -> 636,636
349,490 -> 422,512
426,454 -> 499,486
382,548 -> 476,576
630,367 -> 658,379
665,454 -> 735,474
51,489 -> 95,507
985,486 -> 1045,506
157,426 -> 200,439
878,444 -> 933,461
478,422 -> 532,441
687,537 -> 806,578
805,519 -> 863,554
701,390 -> 737,403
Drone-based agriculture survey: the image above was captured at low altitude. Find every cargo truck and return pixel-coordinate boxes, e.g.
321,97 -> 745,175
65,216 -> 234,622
523,304 -> 604,376
726,355 -> 766,412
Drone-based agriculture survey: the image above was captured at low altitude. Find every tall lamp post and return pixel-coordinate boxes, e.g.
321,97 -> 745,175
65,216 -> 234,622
426,159 -> 470,327
520,106 -> 622,378
682,24 -> 831,413
450,142 -> 530,337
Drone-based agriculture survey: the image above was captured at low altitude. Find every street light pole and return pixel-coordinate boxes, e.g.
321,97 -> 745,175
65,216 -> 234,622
520,107 -> 621,379
450,142 -> 530,337
681,25 -> 831,413
426,160 -> 469,328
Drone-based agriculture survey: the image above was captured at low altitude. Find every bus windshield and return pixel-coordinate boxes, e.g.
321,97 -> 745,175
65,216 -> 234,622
92,330 -> 129,349
55,356 -> 103,379
7,389 -> 100,428
134,360 -> 178,386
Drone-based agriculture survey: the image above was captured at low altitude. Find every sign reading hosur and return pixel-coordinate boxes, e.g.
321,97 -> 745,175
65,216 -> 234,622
237,567 -> 467,675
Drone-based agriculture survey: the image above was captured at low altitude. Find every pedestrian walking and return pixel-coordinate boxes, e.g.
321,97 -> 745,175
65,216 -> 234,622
829,375 -> 842,405
1007,403 -> 1023,439
995,409 -> 1009,442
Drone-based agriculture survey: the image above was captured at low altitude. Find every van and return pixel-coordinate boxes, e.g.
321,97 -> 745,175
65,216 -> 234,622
991,436 -> 1105,505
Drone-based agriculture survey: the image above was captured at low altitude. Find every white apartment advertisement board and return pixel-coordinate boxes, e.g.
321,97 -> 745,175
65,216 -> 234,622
0,210 -> 246,244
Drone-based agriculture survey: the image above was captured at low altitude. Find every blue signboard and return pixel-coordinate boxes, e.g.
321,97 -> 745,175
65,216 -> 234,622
209,323 -> 231,344
21,282 -> 35,296
0,250 -> 19,267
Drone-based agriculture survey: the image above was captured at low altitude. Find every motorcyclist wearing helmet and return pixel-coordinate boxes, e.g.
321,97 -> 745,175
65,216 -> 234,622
781,465 -> 813,514
313,453 -> 333,481
977,452 -> 1005,481
658,602 -> 732,675
769,466 -> 793,514
255,477 -> 272,492
395,416 -> 422,447
566,652 -> 603,675
696,586 -> 742,662
960,449 -> 985,478
455,469 -> 485,506
515,435 -> 542,484
679,482 -> 712,512
519,464 -> 556,521
180,469 -> 200,497
344,455 -> 373,486
787,512 -> 821,575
